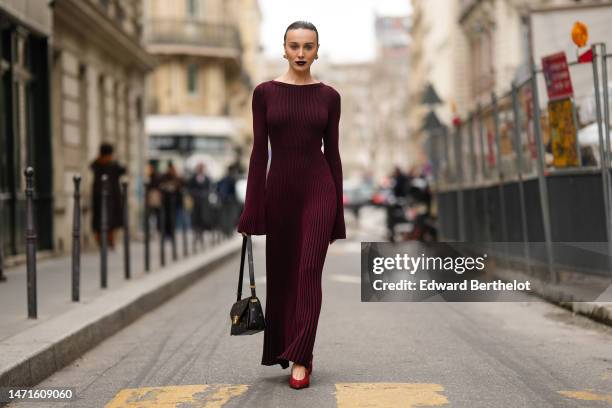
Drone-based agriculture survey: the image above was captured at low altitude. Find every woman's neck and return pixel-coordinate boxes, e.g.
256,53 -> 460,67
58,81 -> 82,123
276,70 -> 317,85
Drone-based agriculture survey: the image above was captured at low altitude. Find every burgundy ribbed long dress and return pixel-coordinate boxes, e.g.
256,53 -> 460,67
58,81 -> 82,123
236,80 -> 346,371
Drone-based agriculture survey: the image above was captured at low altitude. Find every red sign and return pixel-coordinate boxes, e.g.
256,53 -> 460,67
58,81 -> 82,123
541,52 -> 574,101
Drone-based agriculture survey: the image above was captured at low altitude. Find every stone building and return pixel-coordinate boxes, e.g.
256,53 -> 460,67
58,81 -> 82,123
408,0 -> 465,162
143,0 -> 263,179
0,0 -> 154,258
410,0 -> 606,124
317,62 -> 377,181
0,0 -> 53,258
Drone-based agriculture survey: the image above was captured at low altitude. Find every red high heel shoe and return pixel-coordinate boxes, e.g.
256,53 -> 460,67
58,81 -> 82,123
289,365 -> 310,389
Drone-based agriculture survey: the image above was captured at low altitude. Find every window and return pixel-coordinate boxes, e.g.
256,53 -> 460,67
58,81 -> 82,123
187,63 -> 198,94
187,0 -> 198,18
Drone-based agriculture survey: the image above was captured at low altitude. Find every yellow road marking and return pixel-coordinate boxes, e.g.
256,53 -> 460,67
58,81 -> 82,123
559,390 -> 612,405
105,384 -> 248,408
335,383 -> 449,407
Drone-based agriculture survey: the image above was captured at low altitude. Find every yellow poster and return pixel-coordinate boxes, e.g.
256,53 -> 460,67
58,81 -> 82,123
547,98 -> 579,168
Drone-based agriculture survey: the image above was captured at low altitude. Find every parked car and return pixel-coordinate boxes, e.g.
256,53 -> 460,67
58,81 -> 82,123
371,186 -> 393,207
343,182 -> 375,216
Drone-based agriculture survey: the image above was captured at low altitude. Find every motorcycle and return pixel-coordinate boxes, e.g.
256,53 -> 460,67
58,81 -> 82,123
385,177 -> 437,243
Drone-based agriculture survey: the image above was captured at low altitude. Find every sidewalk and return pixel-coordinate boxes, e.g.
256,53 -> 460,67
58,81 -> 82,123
0,231 -> 243,389
493,263 -> 612,327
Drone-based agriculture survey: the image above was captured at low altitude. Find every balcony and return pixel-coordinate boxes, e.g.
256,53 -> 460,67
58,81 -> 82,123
145,19 -> 242,60
459,0 -> 483,23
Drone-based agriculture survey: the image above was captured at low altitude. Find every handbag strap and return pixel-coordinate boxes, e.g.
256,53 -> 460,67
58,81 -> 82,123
236,235 -> 258,301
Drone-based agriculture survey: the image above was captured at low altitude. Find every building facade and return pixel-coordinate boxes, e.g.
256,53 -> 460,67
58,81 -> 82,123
0,0 -> 154,258
52,0 -> 154,253
143,0 -> 262,179
371,14 -> 413,178
408,0 -> 466,165
0,0 -> 53,257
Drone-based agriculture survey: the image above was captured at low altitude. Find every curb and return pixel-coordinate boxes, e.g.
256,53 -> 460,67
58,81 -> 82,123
494,266 -> 612,327
0,236 -> 243,392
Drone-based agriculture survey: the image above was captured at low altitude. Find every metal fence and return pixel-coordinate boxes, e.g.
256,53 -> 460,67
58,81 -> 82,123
429,43 -> 612,280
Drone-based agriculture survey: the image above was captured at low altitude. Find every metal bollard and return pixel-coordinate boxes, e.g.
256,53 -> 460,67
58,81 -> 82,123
144,183 -> 150,272
192,227 -> 198,254
24,167 -> 37,319
72,175 -> 81,302
159,191 -> 166,267
0,210 -> 6,282
122,181 -> 131,280
0,238 -> 5,282
100,174 -> 108,289
170,192 -> 177,261
182,210 -> 188,258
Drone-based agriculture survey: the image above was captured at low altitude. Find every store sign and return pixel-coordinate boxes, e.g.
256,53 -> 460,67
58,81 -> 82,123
541,52 -> 574,101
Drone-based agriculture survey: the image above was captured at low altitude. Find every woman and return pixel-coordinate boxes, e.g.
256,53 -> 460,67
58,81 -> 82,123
237,21 -> 346,389
90,143 -> 126,249
187,162 -> 214,245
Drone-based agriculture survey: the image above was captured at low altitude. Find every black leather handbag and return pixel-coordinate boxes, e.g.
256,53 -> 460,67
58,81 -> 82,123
230,235 -> 265,335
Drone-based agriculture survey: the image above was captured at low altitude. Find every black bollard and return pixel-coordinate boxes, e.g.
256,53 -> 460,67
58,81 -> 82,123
144,183 -> 150,272
182,210 -> 188,258
192,227 -> 197,254
122,181 -> 131,280
170,192 -> 177,261
159,191 -> 166,267
0,236 -> 5,282
100,174 -> 108,289
24,167 -> 37,319
0,209 -> 6,282
71,175 -> 81,302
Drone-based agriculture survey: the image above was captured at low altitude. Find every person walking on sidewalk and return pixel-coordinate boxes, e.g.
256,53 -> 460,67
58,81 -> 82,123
90,143 -> 126,249
187,162 -> 214,243
237,21 -> 346,390
158,161 -> 184,239
217,164 -> 240,237
146,161 -> 163,233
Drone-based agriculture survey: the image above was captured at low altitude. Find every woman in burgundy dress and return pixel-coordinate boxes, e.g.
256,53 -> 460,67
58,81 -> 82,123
236,21 -> 346,389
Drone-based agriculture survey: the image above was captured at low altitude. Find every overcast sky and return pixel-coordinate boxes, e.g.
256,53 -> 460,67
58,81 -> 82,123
259,0 -> 412,64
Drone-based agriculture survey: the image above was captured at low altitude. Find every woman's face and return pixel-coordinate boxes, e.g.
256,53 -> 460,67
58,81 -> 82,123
284,28 -> 318,72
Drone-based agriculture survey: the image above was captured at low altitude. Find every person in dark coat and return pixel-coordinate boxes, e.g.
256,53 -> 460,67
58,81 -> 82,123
187,162 -> 213,242
391,165 -> 409,199
158,161 -> 184,239
216,164 -> 240,236
90,143 -> 126,249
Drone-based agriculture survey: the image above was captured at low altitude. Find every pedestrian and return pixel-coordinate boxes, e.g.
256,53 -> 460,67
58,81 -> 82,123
187,162 -> 214,241
89,143 -> 126,249
217,164 -> 240,237
158,161 -> 184,239
236,20 -> 346,389
146,161 -> 162,233
391,165 -> 409,200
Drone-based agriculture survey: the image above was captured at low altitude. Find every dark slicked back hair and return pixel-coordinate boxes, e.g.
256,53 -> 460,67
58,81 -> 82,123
284,21 -> 319,45
99,142 -> 114,156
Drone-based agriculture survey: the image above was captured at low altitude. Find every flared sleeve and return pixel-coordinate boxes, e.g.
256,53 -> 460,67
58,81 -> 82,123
237,84 -> 269,235
324,89 -> 347,240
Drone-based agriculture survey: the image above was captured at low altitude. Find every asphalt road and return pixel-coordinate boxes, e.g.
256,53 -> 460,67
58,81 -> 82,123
5,214 -> 612,407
